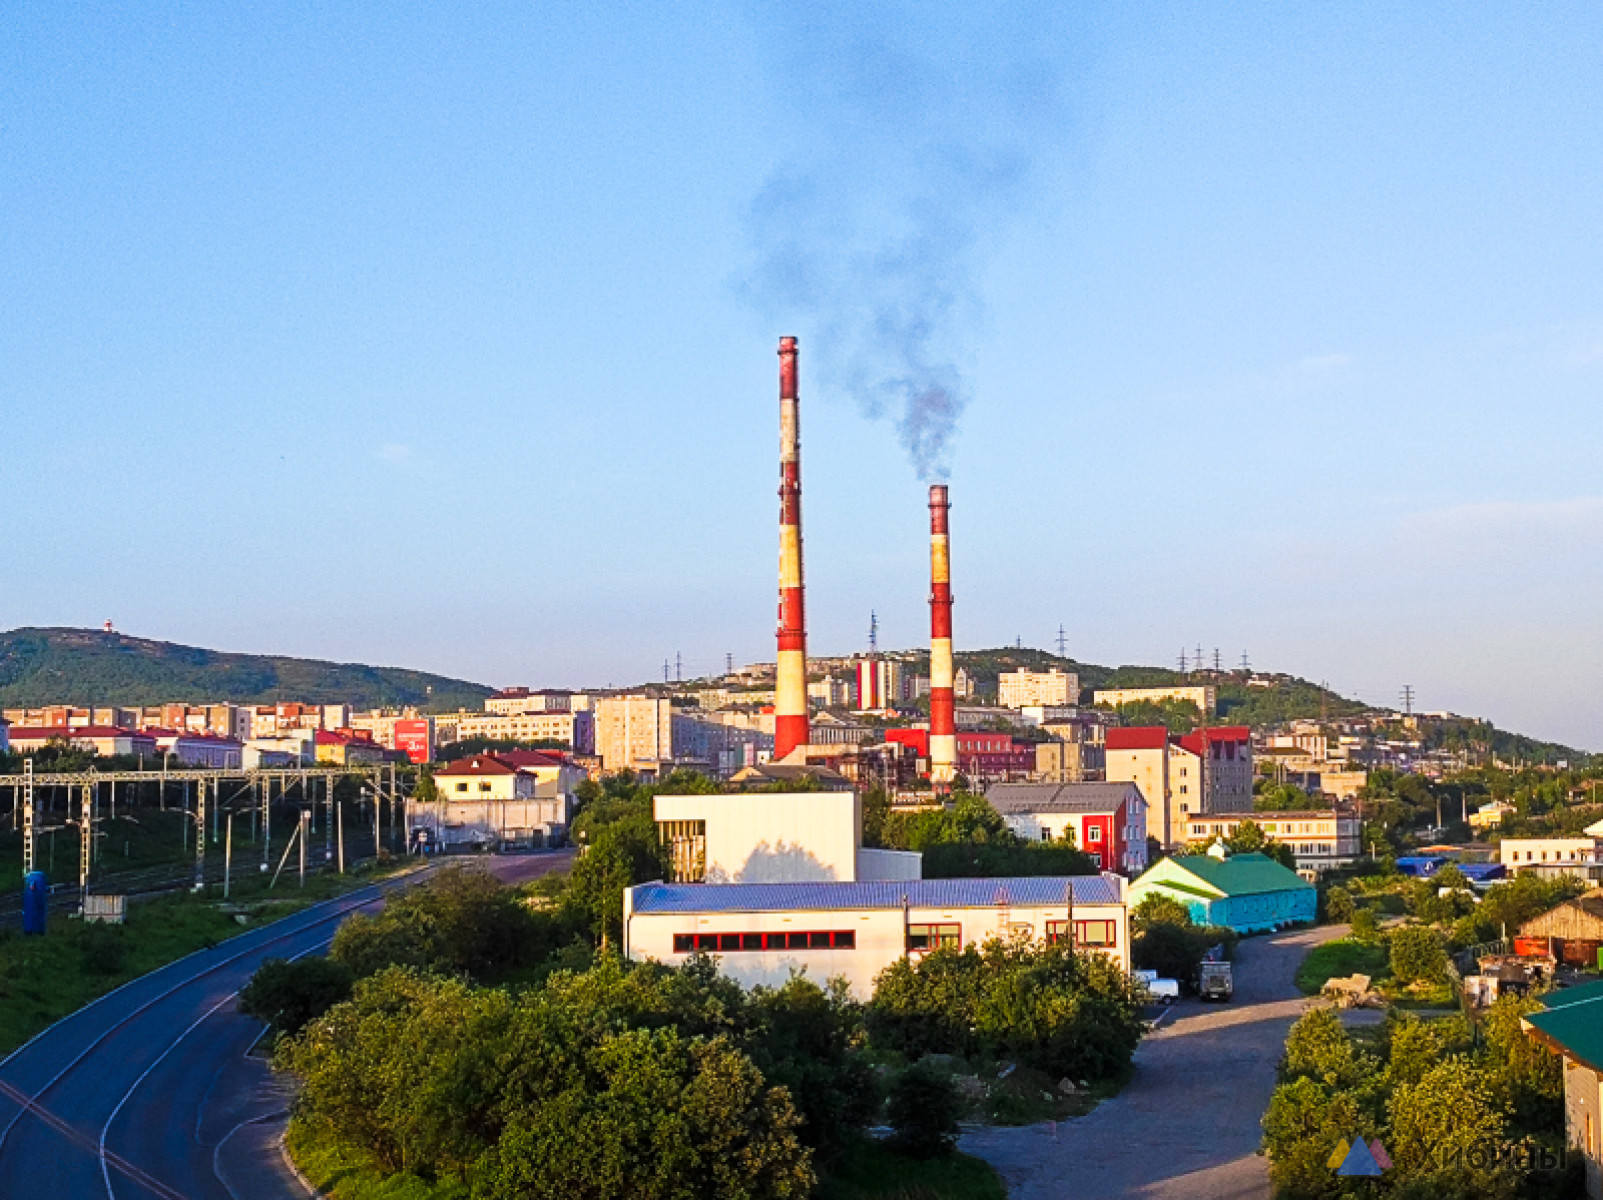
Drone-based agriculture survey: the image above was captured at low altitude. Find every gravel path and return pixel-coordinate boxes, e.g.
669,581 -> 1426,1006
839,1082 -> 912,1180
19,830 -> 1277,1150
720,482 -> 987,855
961,924 -> 1344,1200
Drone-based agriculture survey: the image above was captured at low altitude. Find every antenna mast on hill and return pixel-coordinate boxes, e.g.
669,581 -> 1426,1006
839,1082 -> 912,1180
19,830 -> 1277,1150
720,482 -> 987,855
1056,625 -> 1068,659
1401,685 -> 1415,716
1240,651 -> 1250,673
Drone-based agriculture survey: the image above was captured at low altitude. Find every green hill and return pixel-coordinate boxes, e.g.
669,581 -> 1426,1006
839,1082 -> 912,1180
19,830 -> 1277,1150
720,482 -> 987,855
0,628 -> 492,713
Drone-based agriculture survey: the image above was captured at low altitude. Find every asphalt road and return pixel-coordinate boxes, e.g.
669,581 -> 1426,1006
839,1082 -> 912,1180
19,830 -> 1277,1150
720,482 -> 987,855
961,923 -> 1343,1200
0,851 -> 573,1200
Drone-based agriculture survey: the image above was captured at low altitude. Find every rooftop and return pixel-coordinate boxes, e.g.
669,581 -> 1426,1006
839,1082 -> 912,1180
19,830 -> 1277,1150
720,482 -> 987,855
1524,983 -> 1603,1073
986,781 -> 1144,814
1144,852 -> 1314,897
630,875 -> 1123,915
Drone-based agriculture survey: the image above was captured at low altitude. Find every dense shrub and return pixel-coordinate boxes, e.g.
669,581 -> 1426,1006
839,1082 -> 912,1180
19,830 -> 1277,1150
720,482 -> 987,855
329,864 -> 573,981
867,940 -> 1146,1083
886,1062 -> 962,1159
77,922 -> 129,975
1388,926 -> 1448,986
1131,921 -> 1238,985
240,957 -> 354,1037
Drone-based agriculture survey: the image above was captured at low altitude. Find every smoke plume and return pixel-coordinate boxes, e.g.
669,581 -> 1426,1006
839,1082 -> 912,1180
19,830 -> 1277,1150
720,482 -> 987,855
743,7 -> 1059,480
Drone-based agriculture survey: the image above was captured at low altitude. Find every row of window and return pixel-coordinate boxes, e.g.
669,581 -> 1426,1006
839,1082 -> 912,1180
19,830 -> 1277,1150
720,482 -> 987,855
670,919 -> 1120,956
674,930 -> 856,953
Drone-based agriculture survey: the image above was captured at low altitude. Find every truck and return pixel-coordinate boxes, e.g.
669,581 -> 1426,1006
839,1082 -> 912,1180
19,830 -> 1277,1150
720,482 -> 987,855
1197,960 -> 1234,1002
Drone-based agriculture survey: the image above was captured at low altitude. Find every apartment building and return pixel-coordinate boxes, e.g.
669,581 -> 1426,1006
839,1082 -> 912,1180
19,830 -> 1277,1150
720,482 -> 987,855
1093,684 -> 1217,715
594,695 -> 674,772
1105,725 -> 1253,847
1501,838 -> 1603,883
998,668 -> 1079,709
1184,810 -> 1362,877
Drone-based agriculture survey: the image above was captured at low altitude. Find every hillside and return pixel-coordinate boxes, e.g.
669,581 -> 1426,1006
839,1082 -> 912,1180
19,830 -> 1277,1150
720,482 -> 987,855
0,628 -> 492,713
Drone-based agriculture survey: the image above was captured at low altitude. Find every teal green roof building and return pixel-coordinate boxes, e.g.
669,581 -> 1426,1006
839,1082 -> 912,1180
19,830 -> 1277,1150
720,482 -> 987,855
1522,980 -> 1603,1199
1129,851 -> 1316,933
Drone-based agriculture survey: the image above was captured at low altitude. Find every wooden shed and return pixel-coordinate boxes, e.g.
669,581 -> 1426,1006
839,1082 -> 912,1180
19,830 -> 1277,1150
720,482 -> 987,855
1518,889 -> 1603,967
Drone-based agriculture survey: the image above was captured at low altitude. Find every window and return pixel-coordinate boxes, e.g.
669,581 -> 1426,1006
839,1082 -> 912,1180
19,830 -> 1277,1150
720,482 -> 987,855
1086,825 -> 1102,842
907,923 -> 961,951
1045,919 -> 1116,947
1041,829 -> 1051,842
480,782 -> 493,793
455,782 -> 469,793
672,930 -> 856,953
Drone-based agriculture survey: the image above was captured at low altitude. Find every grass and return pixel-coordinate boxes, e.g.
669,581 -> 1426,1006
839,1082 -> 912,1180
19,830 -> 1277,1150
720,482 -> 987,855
817,1141 -> 1005,1200
0,855 -> 415,1057
286,1125 -> 470,1200
1295,938 -> 1390,995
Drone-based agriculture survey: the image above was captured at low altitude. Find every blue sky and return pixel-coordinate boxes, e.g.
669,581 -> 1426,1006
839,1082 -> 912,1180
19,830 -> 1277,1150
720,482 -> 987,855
5,4 -> 1602,747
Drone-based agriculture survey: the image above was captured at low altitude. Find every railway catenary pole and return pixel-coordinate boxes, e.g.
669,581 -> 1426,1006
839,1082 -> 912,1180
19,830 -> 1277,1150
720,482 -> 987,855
22,760 -> 35,876
78,780 -> 92,911
193,777 -> 207,890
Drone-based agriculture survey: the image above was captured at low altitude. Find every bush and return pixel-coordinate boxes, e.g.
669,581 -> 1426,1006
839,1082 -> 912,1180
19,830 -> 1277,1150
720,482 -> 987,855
1131,892 -> 1192,933
1349,908 -> 1381,942
886,1063 -> 963,1159
77,922 -> 128,975
1324,885 -> 1355,925
329,864 -> 569,981
240,957 -> 354,1037
868,940 -> 1146,1083
1389,926 -> 1448,986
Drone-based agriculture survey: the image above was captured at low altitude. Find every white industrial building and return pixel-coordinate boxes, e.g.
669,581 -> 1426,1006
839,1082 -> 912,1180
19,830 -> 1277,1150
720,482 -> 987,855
626,789 -> 1131,998
418,752 -> 583,849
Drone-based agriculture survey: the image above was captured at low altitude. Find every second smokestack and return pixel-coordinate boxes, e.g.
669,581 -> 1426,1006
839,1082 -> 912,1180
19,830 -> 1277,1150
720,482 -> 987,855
928,484 -> 957,786
774,336 -> 809,761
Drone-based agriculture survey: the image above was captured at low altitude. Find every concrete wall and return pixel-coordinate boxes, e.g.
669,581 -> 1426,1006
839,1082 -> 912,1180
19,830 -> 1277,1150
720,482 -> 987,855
625,898 -> 1130,999
654,791 -> 863,883
858,848 -> 923,881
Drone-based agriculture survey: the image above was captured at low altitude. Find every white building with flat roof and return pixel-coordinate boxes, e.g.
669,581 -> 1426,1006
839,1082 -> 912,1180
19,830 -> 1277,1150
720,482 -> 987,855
998,669 -> 1079,709
1501,837 -> 1603,883
624,875 -> 1129,1000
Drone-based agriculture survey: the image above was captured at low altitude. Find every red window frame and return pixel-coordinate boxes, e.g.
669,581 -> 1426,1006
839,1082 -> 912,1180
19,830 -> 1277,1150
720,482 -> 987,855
672,929 -> 856,953
1045,919 -> 1117,947
905,923 -> 962,952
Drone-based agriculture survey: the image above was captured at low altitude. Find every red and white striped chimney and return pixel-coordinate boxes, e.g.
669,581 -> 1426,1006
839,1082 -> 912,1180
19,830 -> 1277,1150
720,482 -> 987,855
928,484 -> 957,786
774,337 -> 809,760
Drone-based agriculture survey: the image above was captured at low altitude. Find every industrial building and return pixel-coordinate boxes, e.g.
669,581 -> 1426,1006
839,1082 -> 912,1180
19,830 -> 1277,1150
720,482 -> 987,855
1128,848 -> 1316,933
627,784 -> 1130,998
1517,890 -> 1603,968
1500,837 -> 1603,883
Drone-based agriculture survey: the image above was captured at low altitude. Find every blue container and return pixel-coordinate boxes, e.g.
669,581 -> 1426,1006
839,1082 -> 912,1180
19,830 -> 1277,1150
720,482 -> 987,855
22,871 -> 48,936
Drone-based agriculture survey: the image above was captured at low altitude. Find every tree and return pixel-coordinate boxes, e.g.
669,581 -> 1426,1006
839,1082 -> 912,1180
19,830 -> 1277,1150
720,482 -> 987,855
1388,1059 -> 1509,1179
567,810 -> 666,948
747,976 -> 876,1153
1323,885 -> 1356,925
240,957 -> 354,1038
1350,907 -> 1381,943
886,1062 -> 962,1159
1261,1076 -> 1370,1200
1389,926 -> 1448,986
1132,892 -> 1192,933
1282,1009 -> 1374,1090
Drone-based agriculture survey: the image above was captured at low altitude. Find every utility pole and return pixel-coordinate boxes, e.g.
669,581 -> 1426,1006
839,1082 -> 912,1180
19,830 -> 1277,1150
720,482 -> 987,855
675,652 -> 682,683
1179,649 -> 1188,673
78,780 -> 93,912
261,775 -> 272,874
1240,650 -> 1250,673
224,811 -> 234,899
1056,625 -> 1068,659
299,809 -> 309,887
336,799 -> 346,873
1213,648 -> 1221,673
725,652 -> 734,676
1401,685 -> 1415,717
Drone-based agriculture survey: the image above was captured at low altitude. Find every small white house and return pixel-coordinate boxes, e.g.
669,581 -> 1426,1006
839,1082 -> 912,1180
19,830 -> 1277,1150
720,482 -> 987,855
624,874 -> 1130,999
422,753 -> 575,848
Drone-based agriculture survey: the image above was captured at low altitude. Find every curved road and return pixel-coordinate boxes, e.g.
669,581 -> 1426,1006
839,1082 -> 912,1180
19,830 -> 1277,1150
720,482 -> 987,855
0,852 -> 572,1200
962,924 -> 1342,1200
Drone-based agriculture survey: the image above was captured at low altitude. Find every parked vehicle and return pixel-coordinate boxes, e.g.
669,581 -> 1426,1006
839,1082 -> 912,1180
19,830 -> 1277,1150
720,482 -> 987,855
1132,968 -> 1180,1005
1198,960 -> 1234,1002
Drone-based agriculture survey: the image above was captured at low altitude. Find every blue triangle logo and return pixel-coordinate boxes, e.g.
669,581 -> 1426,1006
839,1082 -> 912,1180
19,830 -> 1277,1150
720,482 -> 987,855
1337,1137 -> 1382,1177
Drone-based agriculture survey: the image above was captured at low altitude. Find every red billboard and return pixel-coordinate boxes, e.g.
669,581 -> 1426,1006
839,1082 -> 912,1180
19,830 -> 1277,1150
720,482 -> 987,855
394,718 -> 433,764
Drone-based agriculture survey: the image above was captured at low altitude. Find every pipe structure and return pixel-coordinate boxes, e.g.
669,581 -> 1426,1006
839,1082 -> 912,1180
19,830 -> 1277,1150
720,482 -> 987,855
774,336 -> 810,760
928,484 -> 957,787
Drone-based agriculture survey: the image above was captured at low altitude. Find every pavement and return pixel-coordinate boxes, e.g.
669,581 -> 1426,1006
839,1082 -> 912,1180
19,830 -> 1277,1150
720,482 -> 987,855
0,851 -> 573,1200
961,923 -> 1344,1200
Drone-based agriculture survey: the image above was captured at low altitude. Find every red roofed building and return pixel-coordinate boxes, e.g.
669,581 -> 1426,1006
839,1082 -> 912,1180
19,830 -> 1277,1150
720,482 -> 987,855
422,753 -> 580,849
1106,725 -> 1255,848
6,726 -> 158,758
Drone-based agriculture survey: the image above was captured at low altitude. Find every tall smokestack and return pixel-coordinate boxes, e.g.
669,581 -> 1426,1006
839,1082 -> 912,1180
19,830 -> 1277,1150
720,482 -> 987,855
774,336 -> 809,761
928,484 -> 957,787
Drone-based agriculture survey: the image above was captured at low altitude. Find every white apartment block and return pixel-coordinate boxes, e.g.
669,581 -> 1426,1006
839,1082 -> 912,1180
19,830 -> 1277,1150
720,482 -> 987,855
595,695 -> 674,772
1500,838 -> 1603,882
1093,685 -> 1217,715
999,669 -> 1079,709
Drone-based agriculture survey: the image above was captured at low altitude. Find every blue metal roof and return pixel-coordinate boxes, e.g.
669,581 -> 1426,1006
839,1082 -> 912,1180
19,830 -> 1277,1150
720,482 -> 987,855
630,876 -> 1121,915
